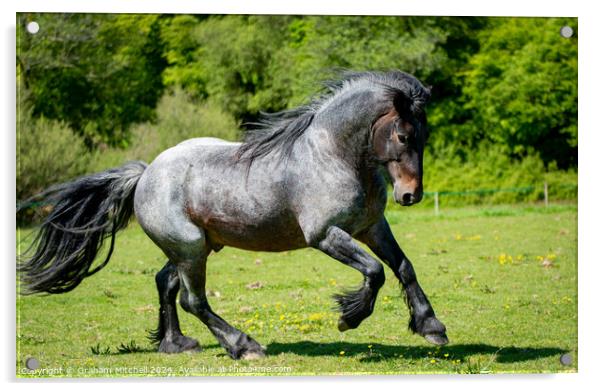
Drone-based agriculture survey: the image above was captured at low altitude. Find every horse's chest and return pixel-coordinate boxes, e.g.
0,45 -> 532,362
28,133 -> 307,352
310,176 -> 387,236
347,183 -> 387,233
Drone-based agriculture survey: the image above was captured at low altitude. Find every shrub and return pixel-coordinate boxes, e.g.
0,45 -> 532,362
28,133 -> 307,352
17,103 -> 89,203
17,97 -> 90,224
387,144 -> 577,210
89,88 -> 239,171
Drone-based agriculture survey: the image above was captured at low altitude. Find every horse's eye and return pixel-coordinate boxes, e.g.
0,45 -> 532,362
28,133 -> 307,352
398,134 -> 408,145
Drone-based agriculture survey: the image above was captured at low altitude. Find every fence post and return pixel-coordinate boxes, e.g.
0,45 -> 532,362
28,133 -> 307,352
544,182 -> 549,207
434,191 -> 439,216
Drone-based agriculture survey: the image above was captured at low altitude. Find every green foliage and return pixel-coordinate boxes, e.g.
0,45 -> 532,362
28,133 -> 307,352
385,144 -> 577,210
88,88 -> 238,171
430,18 -> 577,169
166,15 -> 294,119
270,16 -> 453,109
16,90 -> 89,203
161,16 -> 452,118
156,14 -> 577,171
16,14 -> 578,212
17,13 -> 167,147
420,144 -> 576,206
160,15 -> 208,95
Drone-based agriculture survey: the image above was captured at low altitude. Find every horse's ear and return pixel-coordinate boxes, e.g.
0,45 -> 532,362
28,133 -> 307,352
371,110 -> 403,161
392,92 -> 413,118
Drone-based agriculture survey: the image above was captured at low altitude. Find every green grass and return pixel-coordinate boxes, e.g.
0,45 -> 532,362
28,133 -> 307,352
16,203 -> 577,377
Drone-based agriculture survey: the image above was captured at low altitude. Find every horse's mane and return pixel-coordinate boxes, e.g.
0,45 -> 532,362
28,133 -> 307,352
235,70 -> 431,165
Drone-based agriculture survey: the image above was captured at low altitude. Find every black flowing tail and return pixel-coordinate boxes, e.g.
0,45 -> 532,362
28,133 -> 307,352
17,161 -> 148,294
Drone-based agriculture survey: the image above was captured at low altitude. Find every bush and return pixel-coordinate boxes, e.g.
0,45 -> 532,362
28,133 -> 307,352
89,88 -> 239,171
386,144 -> 577,210
17,100 -> 90,220
18,14 -> 166,147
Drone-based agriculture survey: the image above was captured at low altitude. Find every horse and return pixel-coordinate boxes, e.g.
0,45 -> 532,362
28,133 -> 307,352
18,70 -> 448,360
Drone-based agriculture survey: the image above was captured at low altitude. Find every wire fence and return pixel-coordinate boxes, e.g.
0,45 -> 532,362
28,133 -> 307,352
422,182 -> 577,215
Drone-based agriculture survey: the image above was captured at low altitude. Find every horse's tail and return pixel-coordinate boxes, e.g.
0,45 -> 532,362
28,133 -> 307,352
17,161 -> 148,295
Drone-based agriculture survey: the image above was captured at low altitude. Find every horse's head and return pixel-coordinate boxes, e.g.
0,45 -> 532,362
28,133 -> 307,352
371,87 -> 429,206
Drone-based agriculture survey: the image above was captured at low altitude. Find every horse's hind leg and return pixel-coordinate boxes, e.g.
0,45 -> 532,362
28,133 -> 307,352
156,222 -> 265,360
176,251 -> 266,360
149,261 -> 200,353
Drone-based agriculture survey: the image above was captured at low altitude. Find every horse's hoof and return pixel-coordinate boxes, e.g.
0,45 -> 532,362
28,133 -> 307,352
158,336 -> 201,354
424,333 -> 449,346
337,318 -> 351,332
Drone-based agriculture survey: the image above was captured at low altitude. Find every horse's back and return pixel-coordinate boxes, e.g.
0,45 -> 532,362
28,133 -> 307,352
176,137 -> 241,148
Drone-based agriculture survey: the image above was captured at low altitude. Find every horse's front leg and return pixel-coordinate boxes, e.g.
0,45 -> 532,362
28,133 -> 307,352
314,226 -> 385,331
358,217 -> 448,345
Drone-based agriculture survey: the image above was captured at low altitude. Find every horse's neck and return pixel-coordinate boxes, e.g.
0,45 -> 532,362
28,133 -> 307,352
306,87 -> 389,169
299,125 -> 381,184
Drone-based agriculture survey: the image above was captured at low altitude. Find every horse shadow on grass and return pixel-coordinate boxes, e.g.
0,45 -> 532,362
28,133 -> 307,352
266,341 -> 567,364
91,341 -> 223,356
101,339 -> 566,365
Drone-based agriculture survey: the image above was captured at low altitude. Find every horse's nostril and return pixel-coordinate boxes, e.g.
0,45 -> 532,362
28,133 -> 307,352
402,193 -> 414,205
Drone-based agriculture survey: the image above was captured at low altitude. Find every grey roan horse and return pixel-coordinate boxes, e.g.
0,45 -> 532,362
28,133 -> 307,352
19,71 -> 448,360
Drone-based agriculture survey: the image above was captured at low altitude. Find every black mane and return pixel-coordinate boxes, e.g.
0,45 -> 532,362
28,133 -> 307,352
235,70 -> 430,165
235,105 -> 316,164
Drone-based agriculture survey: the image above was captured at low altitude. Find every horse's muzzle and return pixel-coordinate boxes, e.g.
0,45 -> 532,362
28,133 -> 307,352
393,185 -> 423,206
401,192 -> 420,206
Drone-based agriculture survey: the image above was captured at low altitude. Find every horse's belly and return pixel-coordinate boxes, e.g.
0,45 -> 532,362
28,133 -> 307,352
192,209 -> 308,252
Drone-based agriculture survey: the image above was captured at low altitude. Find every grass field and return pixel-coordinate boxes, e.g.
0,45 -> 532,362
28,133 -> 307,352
16,203 -> 578,377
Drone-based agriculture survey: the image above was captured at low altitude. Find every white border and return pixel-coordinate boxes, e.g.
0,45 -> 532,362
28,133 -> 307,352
10,0 -> 581,17
3,1 -> 600,391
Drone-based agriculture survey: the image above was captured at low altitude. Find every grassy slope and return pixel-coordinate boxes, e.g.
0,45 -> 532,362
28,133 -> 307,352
16,203 -> 577,377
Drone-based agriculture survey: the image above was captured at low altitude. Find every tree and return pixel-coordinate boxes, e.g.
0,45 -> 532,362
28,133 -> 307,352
460,18 -> 577,168
160,15 -> 452,124
17,13 -> 167,147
